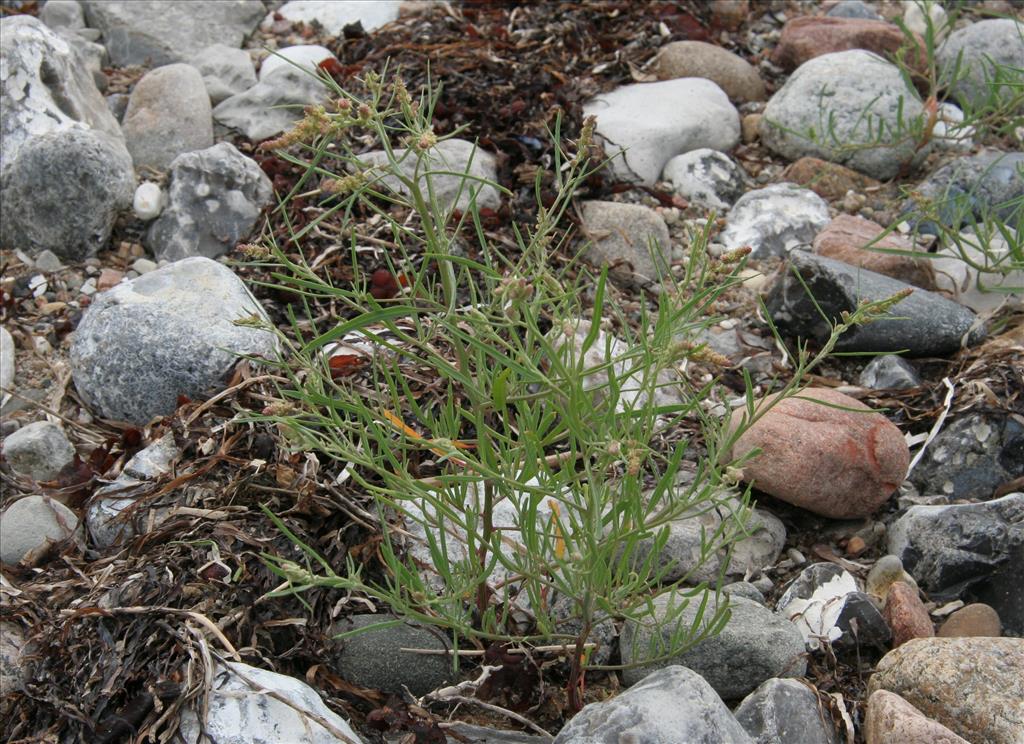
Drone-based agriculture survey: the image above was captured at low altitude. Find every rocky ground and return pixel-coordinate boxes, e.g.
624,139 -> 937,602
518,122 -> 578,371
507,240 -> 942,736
0,1 -> 1022,743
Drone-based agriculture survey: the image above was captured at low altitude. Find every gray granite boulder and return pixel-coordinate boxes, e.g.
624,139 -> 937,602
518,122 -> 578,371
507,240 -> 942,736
663,149 -> 748,210
0,127 -> 134,260
553,665 -> 754,744
70,257 -> 279,424
1,420 -> 75,481
122,64 -> 213,173
583,79 -> 740,186
329,615 -> 453,695
621,594 -> 807,699
86,435 -> 180,548
909,413 -> 1024,502
356,138 -> 501,213
146,143 -> 272,261
579,200 -> 671,287
766,252 -> 985,356
720,183 -> 829,257
178,661 -> 364,744
938,19 -> 1024,109
858,355 -> 922,390
734,677 -> 841,744
888,493 -> 1024,636
761,50 -> 928,180
0,495 -> 82,566
0,16 -> 122,177
193,44 -> 256,104
82,0 -> 265,67
213,63 -> 332,141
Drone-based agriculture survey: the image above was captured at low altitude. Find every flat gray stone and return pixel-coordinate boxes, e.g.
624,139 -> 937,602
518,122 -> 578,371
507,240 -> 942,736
0,127 -> 134,260
888,493 -> 1024,635
146,143 -> 272,261
761,50 -> 928,180
193,44 -> 256,104
720,183 -> 829,257
82,0 -> 265,67
122,64 -> 213,173
86,435 -> 180,548
70,256 -> 279,424
40,0 -> 87,32
357,138 -> 501,213
178,661 -> 364,744
826,0 -> 882,20
329,615 -> 453,695
734,677 -> 841,744
579,200 -> 671,287
621,594 -> 807,699
213,64 -> 332,141
766,252 -> 985,356
858,355 -> 922,390
583,78 -> 740,186
938,19 -> 1024,109
0,15 -> 122,178
0,494 -> 81,566
1,420 -> 75,481
553,665 -> 754,744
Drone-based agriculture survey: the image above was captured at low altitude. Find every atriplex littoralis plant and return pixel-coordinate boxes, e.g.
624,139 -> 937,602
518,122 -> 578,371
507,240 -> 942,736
239,69 -> 906,710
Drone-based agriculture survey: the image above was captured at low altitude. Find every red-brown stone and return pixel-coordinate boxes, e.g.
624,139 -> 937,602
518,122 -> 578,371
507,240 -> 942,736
813,215 -> 936,289
724,387 -> 909,519
884,581 -> 934,647
771,16 -> 927,72
780,157 -> 881,201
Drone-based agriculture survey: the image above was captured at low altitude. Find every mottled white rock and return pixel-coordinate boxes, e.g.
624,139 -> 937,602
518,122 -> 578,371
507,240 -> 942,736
132,181 -> 165,220
193,43 -> 256,104
0,495 -> 81,565
1,420 -> 75,481
761,50 -> 928,180
70,257 -> 279,424
81,0 -> 266,67
662,148 -> 747,210
0,327 -> 14,394
0,16 -> 122,178
583,79 -> 741,186
146,143 -> 273,261
357,138 -> 501,213
720,183 -> 830,257
579,200 -> 671,286
553,665 -> 753,744
178,661 -> 365,744
258,44 -> 335,80
933,103 -> 974,151
122,64 -> 213,173
266,0 -> 402,35
931,229 -> 1023,314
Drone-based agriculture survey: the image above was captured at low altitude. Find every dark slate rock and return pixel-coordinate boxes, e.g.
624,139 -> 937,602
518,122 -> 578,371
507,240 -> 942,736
329,615 -> 453,696
734,677 -> 841,744
0,128 -> 134,260
621,594 -> 806,699
858,355 -> 922,390
777,563 -> 891,650
909,413 -> 1024,501
825,0 -> 882,20
902,150 -> 1024,236
766,252 -> 985,357
888,493 -> 1024,635
146,143 -> 272,261
553,665 -> 754,744
70,257 -> 279,424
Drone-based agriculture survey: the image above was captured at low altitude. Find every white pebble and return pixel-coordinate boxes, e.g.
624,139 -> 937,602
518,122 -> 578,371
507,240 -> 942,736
902,1 -> 948,40
132,258 -> 158,274
133,181 -> 165,221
